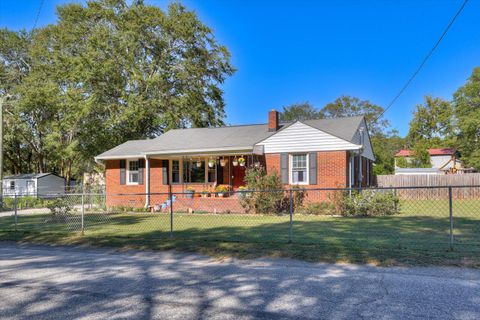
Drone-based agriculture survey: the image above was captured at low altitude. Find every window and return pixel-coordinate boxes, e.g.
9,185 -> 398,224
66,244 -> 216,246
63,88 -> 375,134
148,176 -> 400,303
183,160 -> 205,183
127,159 -> 139,184
171,160 -> 180,183
290,154 -> 308,184
9,181 -> 15,190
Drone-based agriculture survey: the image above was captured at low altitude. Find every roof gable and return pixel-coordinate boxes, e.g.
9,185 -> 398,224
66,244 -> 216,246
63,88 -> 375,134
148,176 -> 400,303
255,121 -> 362,154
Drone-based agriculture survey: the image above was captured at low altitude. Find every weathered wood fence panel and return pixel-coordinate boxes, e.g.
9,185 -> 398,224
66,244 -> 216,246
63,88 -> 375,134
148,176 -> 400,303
377,174 -> 480,200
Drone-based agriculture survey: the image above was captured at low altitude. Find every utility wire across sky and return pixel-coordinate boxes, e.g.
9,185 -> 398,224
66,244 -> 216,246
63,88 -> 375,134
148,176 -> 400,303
373,0 -> 470,123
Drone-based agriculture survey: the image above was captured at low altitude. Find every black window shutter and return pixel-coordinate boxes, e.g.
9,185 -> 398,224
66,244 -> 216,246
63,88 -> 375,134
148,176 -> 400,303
162,160 -> 169,185
138,159 -> 145,185
280,153 -> 289,184
309,152 -> 317,185
119,160 -> 126,185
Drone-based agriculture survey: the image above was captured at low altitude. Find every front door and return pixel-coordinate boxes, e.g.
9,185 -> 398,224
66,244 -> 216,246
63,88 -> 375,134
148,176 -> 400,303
232,164 -> 246,188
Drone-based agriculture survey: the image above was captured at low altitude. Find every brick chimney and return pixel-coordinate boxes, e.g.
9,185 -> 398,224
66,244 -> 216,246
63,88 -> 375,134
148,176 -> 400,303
268,109 -> 279,132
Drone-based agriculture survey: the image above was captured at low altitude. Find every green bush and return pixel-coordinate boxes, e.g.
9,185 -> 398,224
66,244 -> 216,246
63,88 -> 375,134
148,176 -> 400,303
241,166 -> 285,214
298,202 -> 337,215
46,198 -> 73,216
290,185 -> 306,212
339,190 -> 400,217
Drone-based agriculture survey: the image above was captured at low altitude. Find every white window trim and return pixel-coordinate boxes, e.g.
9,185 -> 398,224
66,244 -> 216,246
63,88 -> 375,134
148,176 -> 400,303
289,153 -> 309,185
170,158 -> 182,184
126,159 -> 140,185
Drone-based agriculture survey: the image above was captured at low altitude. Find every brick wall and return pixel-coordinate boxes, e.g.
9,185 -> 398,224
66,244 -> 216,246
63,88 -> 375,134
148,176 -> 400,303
265,151 -> 349,202
265,151 -> 348,188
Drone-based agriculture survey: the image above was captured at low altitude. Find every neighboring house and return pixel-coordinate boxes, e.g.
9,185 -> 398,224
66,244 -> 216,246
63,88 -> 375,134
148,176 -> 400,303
95,110 -> 375,208
2,173 -> 66,197
394,148 -> 473,175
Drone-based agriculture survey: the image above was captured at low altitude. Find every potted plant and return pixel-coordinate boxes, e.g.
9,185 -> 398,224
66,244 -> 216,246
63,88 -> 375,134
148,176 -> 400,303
186,187 -> 195,198
208,159 -> 216,168
201,189 -> 210,198
238,157 -> 246,167
237,186 -> 250,199
215,185 -> 229,198
220,158 -> 227,167
232,157 -> 238,166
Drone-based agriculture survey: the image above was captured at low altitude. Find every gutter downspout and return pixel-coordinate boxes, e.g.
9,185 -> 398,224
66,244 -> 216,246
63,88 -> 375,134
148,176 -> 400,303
145,155 -> 150,208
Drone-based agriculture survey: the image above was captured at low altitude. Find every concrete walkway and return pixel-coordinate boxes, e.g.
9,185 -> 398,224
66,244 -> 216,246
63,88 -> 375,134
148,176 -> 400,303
0,243 -> 479,319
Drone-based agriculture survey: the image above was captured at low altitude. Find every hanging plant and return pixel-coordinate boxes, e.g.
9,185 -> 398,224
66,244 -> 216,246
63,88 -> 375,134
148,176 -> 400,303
208,159 -> 216,168
196,159 -> 202,167
232,157 -> 238,166
220,158 -> 227,167
238,157 -> 246,166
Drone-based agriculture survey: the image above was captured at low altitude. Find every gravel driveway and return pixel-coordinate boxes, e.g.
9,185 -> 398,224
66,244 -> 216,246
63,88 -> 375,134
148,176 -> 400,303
0,243 -> 479,319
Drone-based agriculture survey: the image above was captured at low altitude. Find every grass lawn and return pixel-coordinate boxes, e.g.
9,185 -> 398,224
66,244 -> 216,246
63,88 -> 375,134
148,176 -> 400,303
0,199 -> 479,267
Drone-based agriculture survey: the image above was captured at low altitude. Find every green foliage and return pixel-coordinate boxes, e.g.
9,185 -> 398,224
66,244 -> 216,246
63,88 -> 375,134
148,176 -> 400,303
46,198 -> 73,216
0,0 -> 234,180
241,166 -> 285,214
406,96 -> 454,146
279,102 -> 320,122
371,131 -> 405,175
320,95 -> 389,136
290,186 -> 306,212
338,190 -> 400,217
1,196 -> 47,210
453,67 -> 480,170
297,202 -> 337,215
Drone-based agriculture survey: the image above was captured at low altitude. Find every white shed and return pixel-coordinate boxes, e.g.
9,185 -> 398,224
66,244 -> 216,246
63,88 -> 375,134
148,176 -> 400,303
2,173 -> 66,198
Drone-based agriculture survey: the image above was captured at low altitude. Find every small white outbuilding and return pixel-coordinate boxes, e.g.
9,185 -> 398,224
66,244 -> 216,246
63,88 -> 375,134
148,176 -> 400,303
2,173 -> 66,197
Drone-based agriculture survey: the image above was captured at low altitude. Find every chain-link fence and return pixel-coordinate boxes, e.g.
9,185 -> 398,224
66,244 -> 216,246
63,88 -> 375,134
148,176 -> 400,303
1,186 -> 479,255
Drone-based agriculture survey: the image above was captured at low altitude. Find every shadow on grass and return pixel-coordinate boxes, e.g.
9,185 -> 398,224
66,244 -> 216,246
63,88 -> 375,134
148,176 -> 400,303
1,213 -> 479,267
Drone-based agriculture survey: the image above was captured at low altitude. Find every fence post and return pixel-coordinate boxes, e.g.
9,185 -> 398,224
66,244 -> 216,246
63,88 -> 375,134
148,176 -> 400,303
14,193 -> 18,232
449,186 -> 454,250
288,189 -> 293,243
81,191 -> 85,235
169,189 -> 173,238
394,188 -> 398,212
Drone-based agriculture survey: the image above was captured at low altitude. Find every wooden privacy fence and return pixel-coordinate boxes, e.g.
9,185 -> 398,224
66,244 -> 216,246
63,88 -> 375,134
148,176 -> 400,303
376,174 -> 480,200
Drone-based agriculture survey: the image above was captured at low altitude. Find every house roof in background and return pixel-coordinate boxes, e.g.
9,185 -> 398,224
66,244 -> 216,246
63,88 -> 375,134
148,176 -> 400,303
395,148 -> 456,157
4,173 -> 61,180
95,116 -> 366,159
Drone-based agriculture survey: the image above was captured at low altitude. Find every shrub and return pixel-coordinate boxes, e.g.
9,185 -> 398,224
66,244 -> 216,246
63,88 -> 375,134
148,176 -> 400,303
339,190 -> 400,217
46,198 -> 73,217
241,166 -> 284,214
298,202 -> 337,215
290,185 -> 306,212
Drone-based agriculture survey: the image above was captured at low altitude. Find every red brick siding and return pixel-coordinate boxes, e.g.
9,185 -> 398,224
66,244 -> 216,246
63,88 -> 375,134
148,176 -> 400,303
265,151 -> 349,202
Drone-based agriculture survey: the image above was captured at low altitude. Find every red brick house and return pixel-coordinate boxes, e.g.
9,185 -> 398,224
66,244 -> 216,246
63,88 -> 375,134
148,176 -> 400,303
95,111 -> 375,209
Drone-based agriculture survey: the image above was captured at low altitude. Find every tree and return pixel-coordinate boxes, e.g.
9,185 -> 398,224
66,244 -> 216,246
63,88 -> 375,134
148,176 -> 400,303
371,131 -> 404,175
279,102 -> 320,122
453,67 -> 480,170
320,95 -> 389,136
406,96 -> 454,147
0,0 -> 234,182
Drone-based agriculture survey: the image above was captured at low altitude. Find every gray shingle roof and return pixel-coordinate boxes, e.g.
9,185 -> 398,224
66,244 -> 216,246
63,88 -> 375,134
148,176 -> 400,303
303,116 -> 364,142
5,173 -> 56,180
95,116 -> 366,159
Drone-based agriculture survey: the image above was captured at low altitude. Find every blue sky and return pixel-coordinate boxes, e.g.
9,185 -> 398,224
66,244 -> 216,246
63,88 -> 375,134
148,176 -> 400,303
1,0 -> 479,136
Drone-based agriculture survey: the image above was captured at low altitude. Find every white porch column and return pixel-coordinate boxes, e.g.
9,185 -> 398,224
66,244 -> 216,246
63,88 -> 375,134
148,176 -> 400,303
145,156 -> 150,208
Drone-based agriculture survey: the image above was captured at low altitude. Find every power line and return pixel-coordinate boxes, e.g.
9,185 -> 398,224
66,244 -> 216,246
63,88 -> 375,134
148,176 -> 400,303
32,0 -> 45,30
374,0 -> 469,123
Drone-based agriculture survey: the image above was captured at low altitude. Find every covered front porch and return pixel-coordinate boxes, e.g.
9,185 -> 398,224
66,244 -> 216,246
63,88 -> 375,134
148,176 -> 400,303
146,152 -> 265,194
